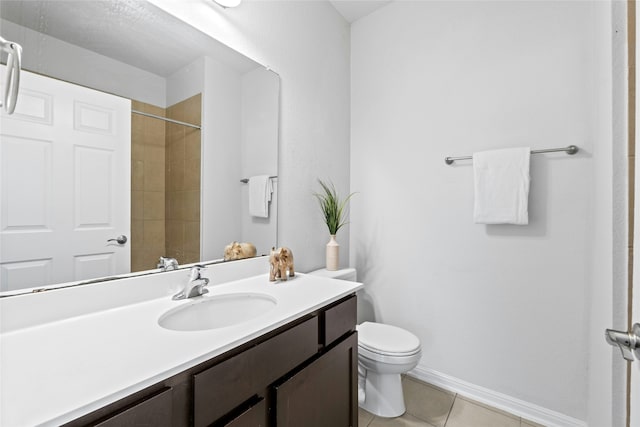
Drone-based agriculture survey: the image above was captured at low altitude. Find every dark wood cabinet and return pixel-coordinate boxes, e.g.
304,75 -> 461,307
193,317 -> 318,427
66,294 -> 357,427
274,332 -> 358,427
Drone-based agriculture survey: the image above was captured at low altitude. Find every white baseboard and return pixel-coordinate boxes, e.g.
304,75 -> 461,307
408,366 -> 587,427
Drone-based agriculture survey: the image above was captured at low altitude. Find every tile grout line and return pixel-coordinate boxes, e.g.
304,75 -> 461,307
365,411 -> 373,427
442,393 -> 457,427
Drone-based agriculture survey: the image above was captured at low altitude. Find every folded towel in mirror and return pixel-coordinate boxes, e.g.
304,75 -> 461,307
249,175 -> 273,218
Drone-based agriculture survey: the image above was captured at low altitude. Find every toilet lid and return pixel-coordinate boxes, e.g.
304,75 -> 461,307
357,322 -> 421,357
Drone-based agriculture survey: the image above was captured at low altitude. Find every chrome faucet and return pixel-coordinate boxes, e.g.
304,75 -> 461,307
172,265 -> 210,300
157,256 -> 178,271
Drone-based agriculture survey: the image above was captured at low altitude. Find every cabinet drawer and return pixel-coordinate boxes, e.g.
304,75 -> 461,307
323,295 -> 356,346
94,387 -> 172,427
194,350 -> 253,427
253,315 -> 319,387
194,316 -> 318,427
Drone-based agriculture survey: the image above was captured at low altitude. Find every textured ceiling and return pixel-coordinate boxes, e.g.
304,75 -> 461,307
0,0 -> 260,77
1,0 -> 393,75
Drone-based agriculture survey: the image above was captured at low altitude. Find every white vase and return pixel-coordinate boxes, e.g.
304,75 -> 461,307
326,234 -> 339,271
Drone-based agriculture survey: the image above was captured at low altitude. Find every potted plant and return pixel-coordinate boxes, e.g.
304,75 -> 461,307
314,179 -> 355,271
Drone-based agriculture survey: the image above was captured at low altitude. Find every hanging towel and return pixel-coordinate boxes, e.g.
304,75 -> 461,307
473,147 -> 531,225
249,175 -> 273,218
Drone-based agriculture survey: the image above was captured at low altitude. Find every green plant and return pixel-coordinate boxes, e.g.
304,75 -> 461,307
314,179 -> 356,235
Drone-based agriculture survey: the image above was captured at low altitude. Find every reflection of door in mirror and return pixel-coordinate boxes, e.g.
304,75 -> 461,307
130,95 -> 201,272
0,69 -> 131,292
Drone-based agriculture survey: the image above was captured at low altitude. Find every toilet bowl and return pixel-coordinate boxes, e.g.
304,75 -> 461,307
357,321 -> 421,418
306,268 -> 422,418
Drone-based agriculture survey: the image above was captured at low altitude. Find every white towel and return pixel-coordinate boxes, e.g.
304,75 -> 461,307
473,147 -> 531,225
249,175 -> 273,218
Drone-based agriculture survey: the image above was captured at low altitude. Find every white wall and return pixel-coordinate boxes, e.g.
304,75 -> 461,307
1,19 -> 167,107
350,1 -> 613,424
166,56 -> 205,107
201,56 -> 243,261
240,68 -> 279,177
149,0 -> 351,272
240,68 -> 280,255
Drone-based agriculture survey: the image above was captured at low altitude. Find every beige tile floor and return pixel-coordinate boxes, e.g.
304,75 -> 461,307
358,376 -> 546,427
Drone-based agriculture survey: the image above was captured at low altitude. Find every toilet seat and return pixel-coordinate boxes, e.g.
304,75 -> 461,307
358,345 -> 422,366
357,322 -> 421,357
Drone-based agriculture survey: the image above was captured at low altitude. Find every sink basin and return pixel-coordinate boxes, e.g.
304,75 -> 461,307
158,293 -> 277,331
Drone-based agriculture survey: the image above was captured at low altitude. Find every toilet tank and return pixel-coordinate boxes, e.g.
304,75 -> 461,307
308,267 -> 357,281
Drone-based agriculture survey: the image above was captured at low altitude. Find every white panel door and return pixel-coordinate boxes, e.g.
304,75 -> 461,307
633,235 -> 640,423
633,9 -> 640,425
0,69 -> 131,292
632,151 -> 640,427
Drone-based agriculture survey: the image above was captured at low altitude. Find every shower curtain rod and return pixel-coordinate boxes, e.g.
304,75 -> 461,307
131,109 -> 201,130
444,145 -> 579,165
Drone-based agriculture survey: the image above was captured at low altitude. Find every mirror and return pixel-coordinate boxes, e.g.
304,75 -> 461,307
0,0 -> 280,295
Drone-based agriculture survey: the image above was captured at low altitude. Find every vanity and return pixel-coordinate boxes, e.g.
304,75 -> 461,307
0,263 -> 363,426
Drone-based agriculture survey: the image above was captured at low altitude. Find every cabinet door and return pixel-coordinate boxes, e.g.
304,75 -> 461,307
274,332 -> 358,427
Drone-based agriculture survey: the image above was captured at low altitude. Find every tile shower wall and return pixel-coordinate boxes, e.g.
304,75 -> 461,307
165,94 -> 202,264
131,95 -> 202,271
131,100 -> 167,272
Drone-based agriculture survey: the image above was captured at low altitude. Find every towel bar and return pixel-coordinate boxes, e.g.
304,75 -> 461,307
444,145 -> 579,165
240,176 -> 277,183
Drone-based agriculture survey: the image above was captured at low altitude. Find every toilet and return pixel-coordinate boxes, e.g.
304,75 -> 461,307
356,321 -> 421,417
308,268 -> 422,418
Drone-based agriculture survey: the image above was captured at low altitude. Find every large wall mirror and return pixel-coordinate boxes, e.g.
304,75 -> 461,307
0,0 -> 280,295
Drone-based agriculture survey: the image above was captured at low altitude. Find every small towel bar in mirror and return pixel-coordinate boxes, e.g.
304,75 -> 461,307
444,145 -> 579,165
240,176 -> 278,183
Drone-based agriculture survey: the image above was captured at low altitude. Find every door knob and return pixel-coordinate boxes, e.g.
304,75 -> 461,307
605,323 -> 640,361
107,235 -> 127,245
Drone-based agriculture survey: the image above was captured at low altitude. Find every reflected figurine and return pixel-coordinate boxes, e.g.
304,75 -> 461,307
224,241 -> 257,261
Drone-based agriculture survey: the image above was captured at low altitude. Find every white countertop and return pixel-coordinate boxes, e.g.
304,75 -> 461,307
0,272 -> 362,427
